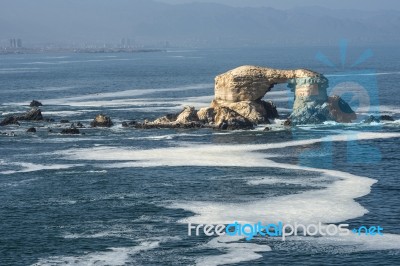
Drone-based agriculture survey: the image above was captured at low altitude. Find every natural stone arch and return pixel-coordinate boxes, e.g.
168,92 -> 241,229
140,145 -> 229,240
214,65 -> 328,103
211,65 -> 355,125
138,65 -> 356,129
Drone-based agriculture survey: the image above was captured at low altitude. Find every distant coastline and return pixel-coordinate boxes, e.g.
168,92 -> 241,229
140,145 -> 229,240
0,47 -> 166,55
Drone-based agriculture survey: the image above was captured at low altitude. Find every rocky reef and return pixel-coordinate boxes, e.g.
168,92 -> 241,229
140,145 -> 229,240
137,65 -> 356,129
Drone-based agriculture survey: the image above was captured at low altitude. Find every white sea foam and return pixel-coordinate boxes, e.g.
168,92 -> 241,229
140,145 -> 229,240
63,229 -> 134,239
196,235 -> 271,266
42,110 -> 95,117
56,131 -> 400,264
32,241 -> 160,266
20,58 -> 135,66
0,162 -> 82,175
0,177 -> 41,188
5,83 -> 213,107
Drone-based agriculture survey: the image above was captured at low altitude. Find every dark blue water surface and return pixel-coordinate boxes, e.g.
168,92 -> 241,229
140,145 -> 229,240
0,47 -> 399,265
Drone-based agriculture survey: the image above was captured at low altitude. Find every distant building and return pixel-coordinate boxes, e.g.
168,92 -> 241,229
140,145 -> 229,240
9,38 -> 22,48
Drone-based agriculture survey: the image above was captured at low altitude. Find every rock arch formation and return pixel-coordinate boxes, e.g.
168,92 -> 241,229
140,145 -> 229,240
138,65 -> 356,129
210,65 -> 355,125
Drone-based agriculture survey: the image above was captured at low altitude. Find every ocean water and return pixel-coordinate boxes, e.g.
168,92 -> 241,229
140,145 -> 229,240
0,47 -> 400,266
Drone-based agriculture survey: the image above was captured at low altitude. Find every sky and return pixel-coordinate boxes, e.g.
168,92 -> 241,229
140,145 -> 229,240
1,0 -> 400,47
158,0 -> 400,11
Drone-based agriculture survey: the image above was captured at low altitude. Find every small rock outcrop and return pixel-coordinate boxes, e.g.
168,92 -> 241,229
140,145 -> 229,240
90,114 -> 113,127
380,115 -> 395,121
135,106 -> 204,129
122,120 -> 136,128
0,116 -> 20,126
17,108 -> 43,121
27,127 -> 36,133
61,127 -> 80,134
72,122 -> 85,128
363,115 -> 395,123
30,100 -> 42,107
1,108 -> 43,126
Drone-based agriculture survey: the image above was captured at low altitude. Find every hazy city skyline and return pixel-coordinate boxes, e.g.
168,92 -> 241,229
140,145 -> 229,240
1,0 -> 400,48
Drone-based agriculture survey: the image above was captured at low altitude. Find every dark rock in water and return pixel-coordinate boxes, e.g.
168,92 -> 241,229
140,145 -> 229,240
380,115 -> 394,121
73,122 -> 85,128
61,127 -> 80,134
220,121 -> 228,130
283,119 -> 292,126
0,108 -> 43,126
262,100 -> 279,119
327,95 -> 357,123
364,115 -> 380,123
90,114 -> 113,127
60,119 -> 70,123
45,118 -> 55,123
122,120 -> 136,128
135,121 -> 204,129
17,108 -> 43,121
48,129 -> 53,133
27,127 -> 36,133
0,116 -> 20,126
263,127 -> 271,131
218,117 -> 254,130
30,100 -> 42,107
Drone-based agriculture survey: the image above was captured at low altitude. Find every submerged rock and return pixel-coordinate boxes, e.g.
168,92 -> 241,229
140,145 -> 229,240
27,127 -> 36,133
90,114 -> 113,127
29,100 -> 43,107
283,119 -> 292,126
72,122 -> 85,128
60,119 -> 70,123
380,115 -> 394,121
122,120 -> 136,128
61,127 -> 80,134
363,115 -> 380,123
363,115 -> 394,123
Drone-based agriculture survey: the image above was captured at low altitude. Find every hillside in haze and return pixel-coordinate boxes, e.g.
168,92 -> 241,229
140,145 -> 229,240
1,0 -> 400,47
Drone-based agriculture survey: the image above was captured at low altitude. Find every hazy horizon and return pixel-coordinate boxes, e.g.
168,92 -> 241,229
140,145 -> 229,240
158,0 -> 400,11
1,0 -> 400,48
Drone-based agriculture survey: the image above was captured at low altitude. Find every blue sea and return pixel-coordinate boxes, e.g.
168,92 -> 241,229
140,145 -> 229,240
0,46 -> 400,265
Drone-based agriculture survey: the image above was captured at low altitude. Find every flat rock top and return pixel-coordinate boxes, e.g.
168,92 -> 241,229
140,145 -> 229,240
220,65 -> 321,80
